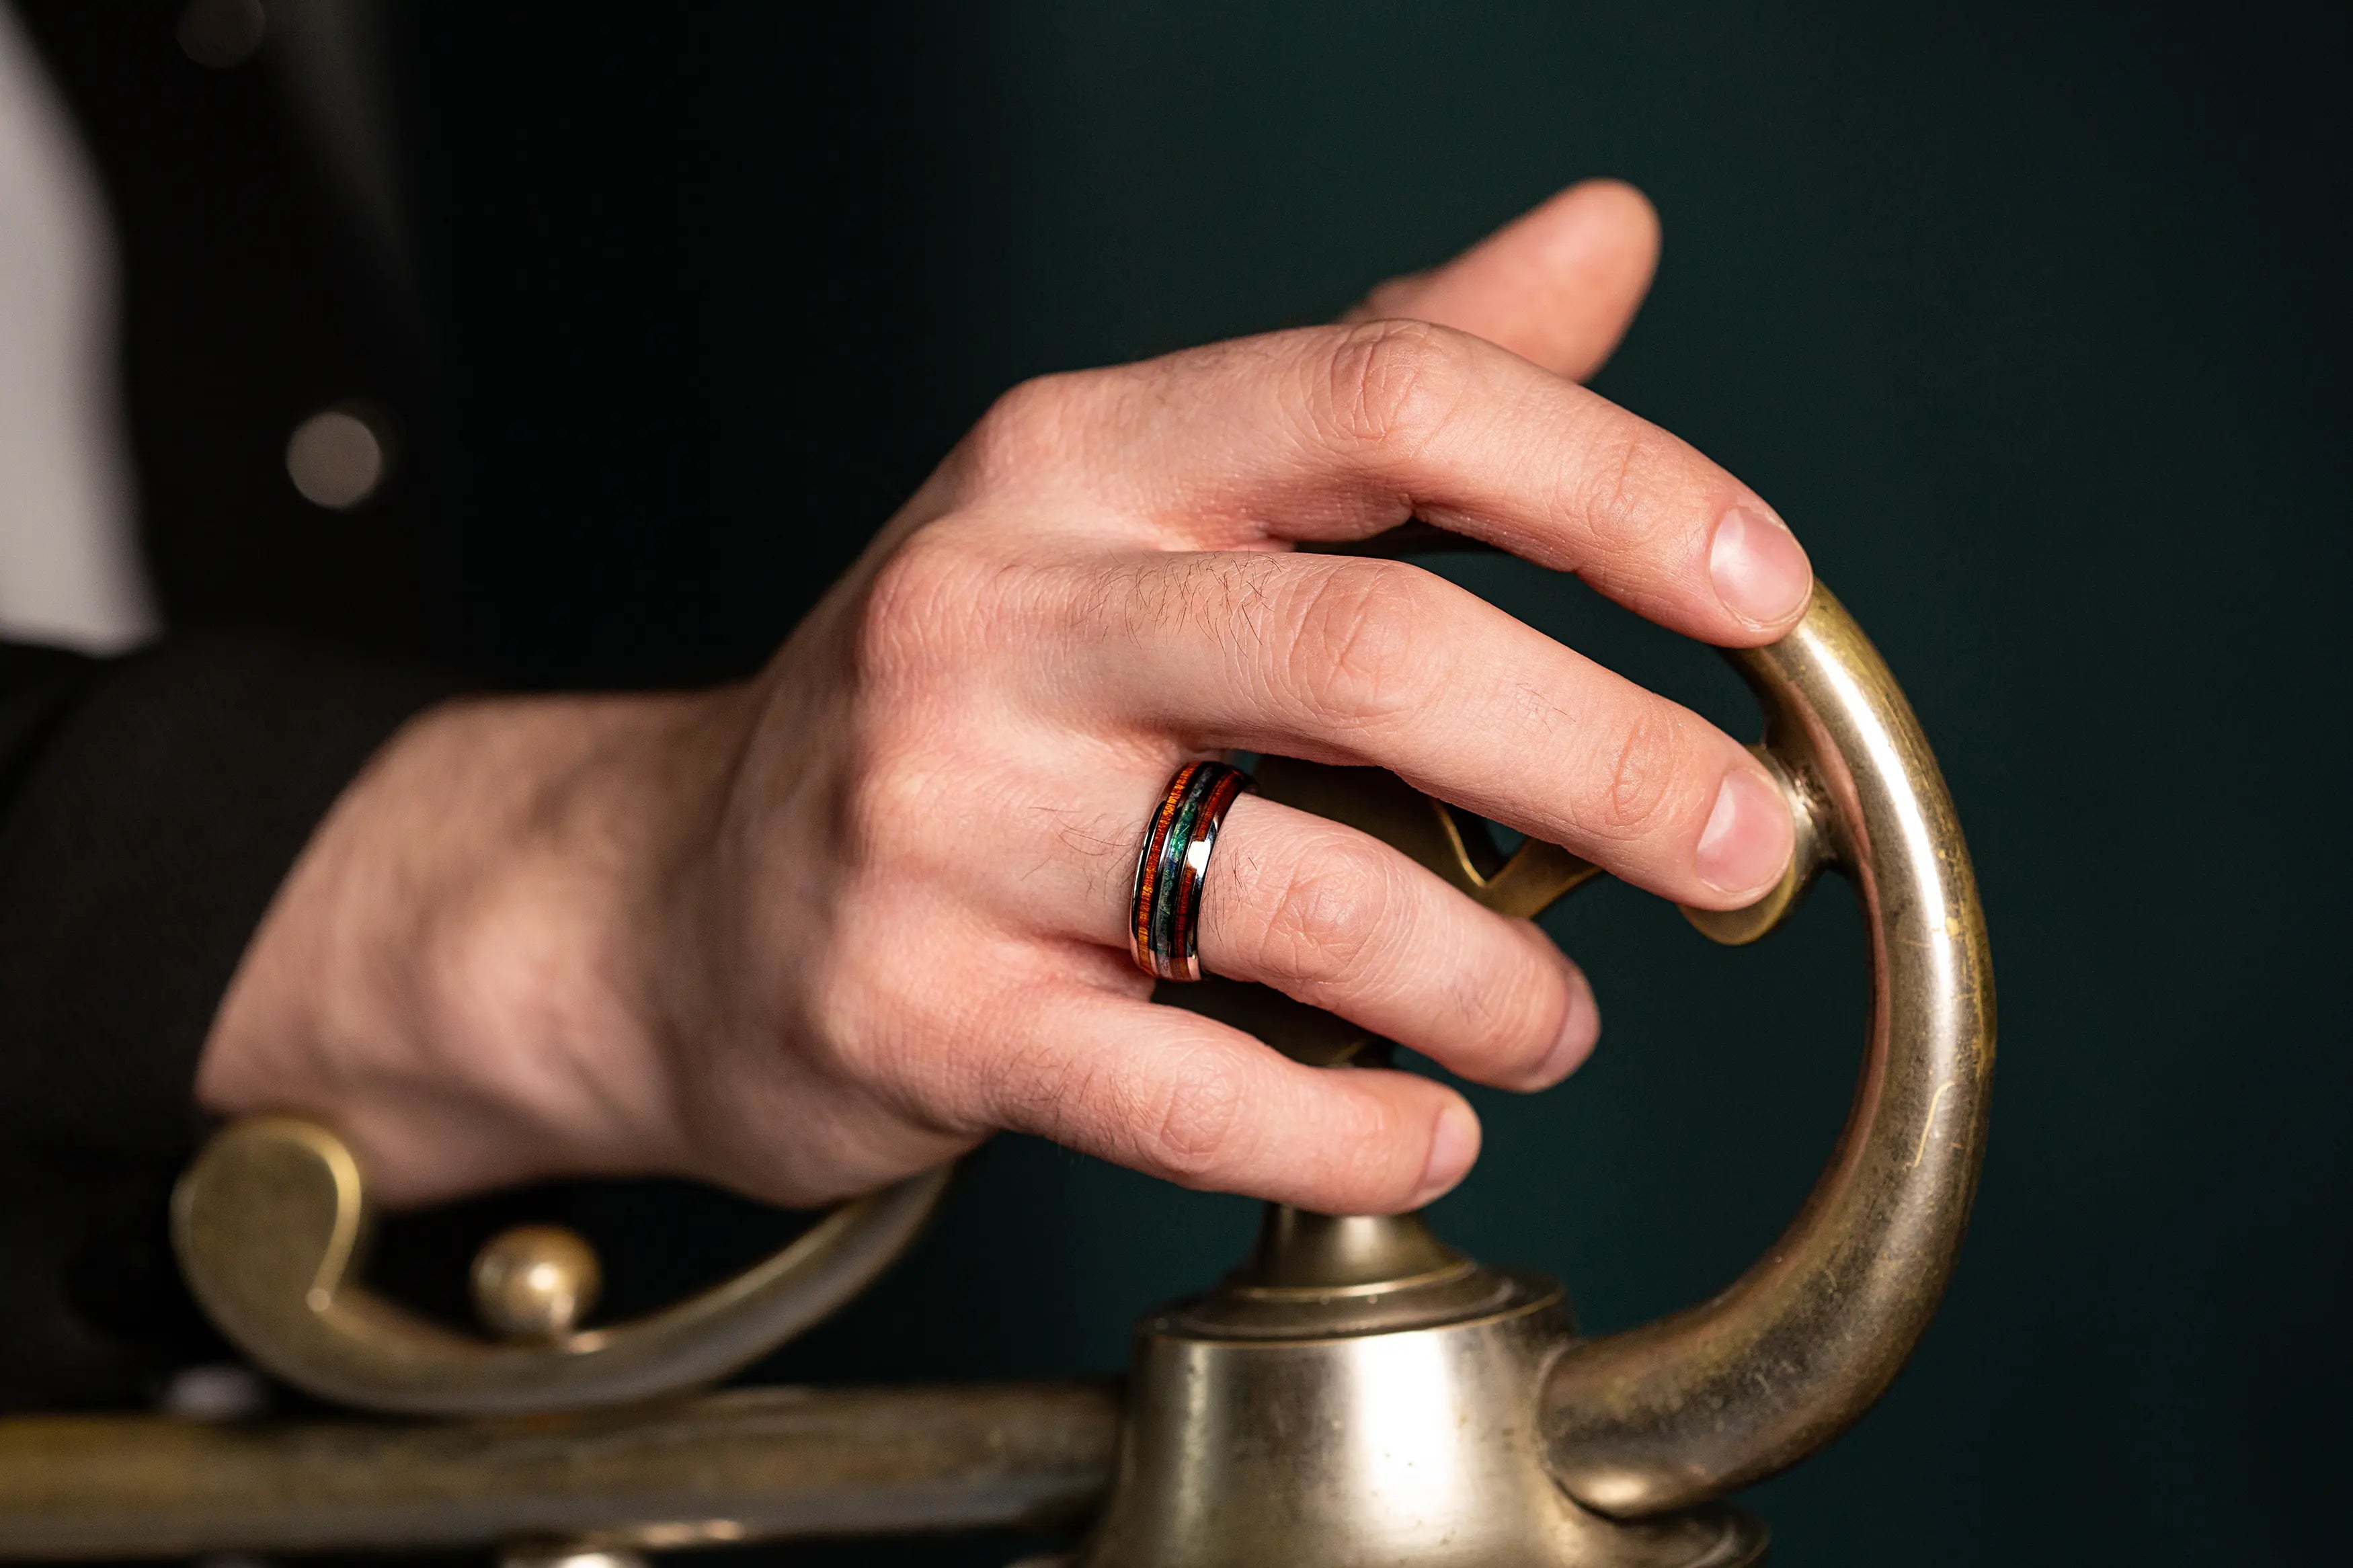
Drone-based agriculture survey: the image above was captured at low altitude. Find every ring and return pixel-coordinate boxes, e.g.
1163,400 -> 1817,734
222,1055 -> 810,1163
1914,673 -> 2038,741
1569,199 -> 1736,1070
1129,760 -> 1252,983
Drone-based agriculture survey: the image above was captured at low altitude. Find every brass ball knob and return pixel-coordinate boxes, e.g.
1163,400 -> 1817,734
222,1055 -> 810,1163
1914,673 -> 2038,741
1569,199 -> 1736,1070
469,1225 -> 602,1342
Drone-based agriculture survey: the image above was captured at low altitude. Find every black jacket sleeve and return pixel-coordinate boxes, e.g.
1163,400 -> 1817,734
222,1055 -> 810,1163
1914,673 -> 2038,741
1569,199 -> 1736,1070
0,636 -> 458,1408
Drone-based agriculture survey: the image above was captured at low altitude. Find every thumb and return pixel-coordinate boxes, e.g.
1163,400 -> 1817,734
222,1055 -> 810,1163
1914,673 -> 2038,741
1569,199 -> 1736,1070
1347,179 -> 1661,383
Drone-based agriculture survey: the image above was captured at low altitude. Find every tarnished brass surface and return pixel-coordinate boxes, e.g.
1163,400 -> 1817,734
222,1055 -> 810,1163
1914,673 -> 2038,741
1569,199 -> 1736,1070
472,1225 -> 603,1342
0,1383 -> 1117,1559
1540,587 -> 1996,1516
1164,1206 -> 1527,1341
172,1118 -> 953,1415
1077,1284 -> 1761,1568
1234,1206 -> 1464,1290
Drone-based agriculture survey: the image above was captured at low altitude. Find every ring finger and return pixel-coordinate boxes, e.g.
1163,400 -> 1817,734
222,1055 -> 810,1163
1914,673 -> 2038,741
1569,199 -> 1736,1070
997,775 -> 1598,1094
1194,793 -> 1599,1090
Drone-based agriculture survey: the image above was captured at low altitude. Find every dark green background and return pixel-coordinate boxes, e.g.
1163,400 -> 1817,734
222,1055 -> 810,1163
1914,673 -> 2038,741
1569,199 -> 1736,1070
383,4 -> 2350,1564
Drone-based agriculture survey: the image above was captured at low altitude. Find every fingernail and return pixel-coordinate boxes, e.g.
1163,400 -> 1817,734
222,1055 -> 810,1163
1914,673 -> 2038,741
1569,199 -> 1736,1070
1709,505 -> 1812,628
1535,965 -> 1601,1085
1696,766 -> 1794,897
1410,1102 -> 1482,1208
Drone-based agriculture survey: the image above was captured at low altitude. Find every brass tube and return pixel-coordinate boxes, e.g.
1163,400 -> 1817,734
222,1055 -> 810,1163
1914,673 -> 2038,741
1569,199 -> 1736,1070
0,1383 -> 1119,1559
1540,588 -> 1997,1516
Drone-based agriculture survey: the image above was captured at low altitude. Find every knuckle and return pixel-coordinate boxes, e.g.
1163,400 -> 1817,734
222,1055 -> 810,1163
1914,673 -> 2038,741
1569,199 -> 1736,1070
1140,1046 -> 1246,1182
973,1026 -> 1246,1188
1458,936 -> 1574,1084
856,526 -> 1055,686
1349,270 -> 1428,321
1568,422 -> 1680,558
795,940 -> 913,1091
1311,318 -> 1465,458
1593,706 -> 1690,839
963,371 -> 1091,491
856,531 -> 971,677
839,748 -> 945,861
1277,559 -> 1432,729
1321,1091 -> 1419,1204
1254,836 -> 1400,987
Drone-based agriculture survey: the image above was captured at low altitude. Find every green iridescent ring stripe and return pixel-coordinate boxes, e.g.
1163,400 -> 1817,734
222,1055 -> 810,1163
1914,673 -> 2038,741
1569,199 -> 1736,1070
1137,764 -> 1212,979
1129,760 -> 1252,983
1146,767 -> 1218,975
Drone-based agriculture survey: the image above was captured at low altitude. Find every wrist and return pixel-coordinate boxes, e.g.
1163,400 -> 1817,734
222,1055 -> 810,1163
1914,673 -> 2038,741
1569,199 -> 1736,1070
196,686 -> 750,1206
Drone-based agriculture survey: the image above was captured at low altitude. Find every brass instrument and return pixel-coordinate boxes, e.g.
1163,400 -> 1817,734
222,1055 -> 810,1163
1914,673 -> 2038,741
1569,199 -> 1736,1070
0,585 -> 1992,1567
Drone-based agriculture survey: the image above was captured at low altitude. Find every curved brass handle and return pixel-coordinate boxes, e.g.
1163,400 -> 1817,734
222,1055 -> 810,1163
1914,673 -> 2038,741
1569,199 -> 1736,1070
172,1118 -> 951,1416
1536,584 -> 1995,1516
1234,581 -> 1990,1516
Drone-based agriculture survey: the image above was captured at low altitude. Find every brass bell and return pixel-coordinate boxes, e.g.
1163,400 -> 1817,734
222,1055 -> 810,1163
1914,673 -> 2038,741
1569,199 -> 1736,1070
0,586 -> 1990,1568
1071,585 -> 1991,1568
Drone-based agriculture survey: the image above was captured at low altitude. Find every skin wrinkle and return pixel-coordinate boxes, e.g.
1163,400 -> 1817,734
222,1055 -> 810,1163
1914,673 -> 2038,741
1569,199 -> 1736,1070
1257,835 -> 1395,989
1313,319 -> 1473,465
1277,560 -> 1431,737
1010,995 -> 1247,1186
1096,336 -> 1393,540
1143,1040 -> 1248,1180
850,540 -> 963,690
1600,704 -> 1689,841
1566,414 -> 1666,563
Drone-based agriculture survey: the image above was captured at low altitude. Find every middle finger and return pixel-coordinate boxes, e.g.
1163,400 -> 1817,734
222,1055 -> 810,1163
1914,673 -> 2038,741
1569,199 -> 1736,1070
1062,548 -> 1794,909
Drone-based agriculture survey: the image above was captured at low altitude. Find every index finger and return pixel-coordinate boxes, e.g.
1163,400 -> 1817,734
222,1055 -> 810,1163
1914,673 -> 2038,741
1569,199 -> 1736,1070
979,320 -> 1811,648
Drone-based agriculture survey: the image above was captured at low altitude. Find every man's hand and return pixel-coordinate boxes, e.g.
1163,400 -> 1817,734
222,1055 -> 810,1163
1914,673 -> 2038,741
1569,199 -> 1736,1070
198,180 -> 1809,1216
